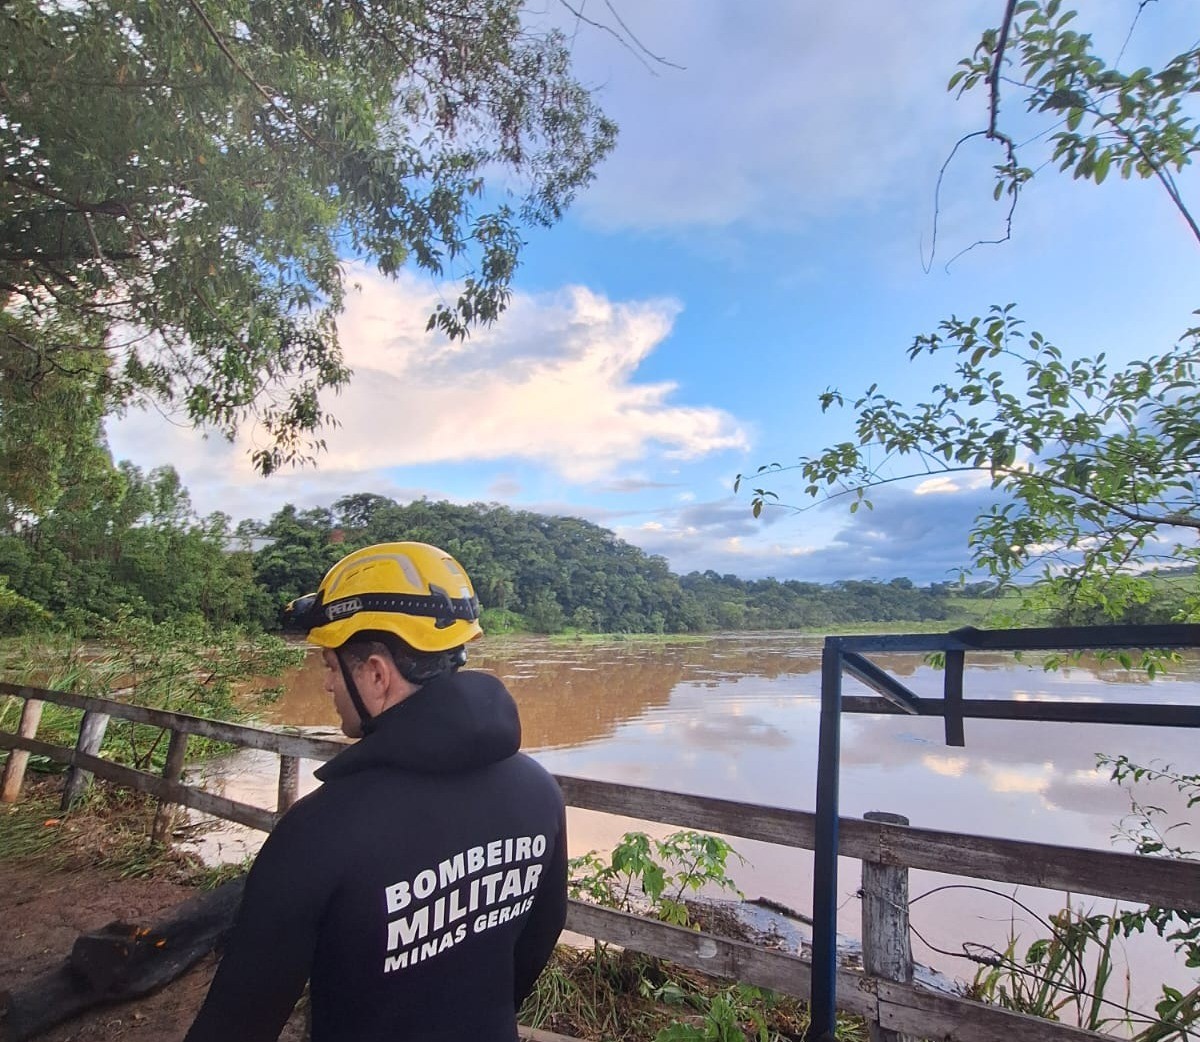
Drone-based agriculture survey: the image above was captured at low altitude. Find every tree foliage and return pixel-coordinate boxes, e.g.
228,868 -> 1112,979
1101,754 -> 1200,1038
0,455 -> 275,633
251,494 -> 970,635
8,472 -> 1148,639
739,1 -> 1200,622
1,0 -> 615,481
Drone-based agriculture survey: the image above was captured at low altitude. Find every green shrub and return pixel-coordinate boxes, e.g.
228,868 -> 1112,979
0,577 -> 52,635
1,614 -> 303,772
570,830 -> 745,928
479,607 -> 526,634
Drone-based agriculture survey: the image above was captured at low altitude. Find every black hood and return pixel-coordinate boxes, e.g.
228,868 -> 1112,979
315,669 -> 521,780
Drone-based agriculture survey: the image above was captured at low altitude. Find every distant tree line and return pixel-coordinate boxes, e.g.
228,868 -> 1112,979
0,464 -> 272,634
0,473 -> 978,637
243,492 -> 979,634
4,473 -> 1189,639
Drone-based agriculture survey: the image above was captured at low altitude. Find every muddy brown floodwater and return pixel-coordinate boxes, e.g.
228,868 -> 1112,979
187,632 -> 1200,1020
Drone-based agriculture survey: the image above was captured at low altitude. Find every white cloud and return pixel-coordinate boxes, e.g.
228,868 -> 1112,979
566,2 -> 992,231
914,477 -> 962,496
107,269 -> 749,515
310,267 -> 750,479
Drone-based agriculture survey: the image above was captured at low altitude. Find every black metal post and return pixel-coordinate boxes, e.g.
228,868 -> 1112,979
943,649 -> 965,747
807,637 -> 844,1041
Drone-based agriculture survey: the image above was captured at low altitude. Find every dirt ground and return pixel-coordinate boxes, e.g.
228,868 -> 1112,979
0,783 -> 308,1042
0,854 -> 309,1042
0,857 -> 308,1042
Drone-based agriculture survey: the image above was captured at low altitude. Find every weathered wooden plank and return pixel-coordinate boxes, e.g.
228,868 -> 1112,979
0,683 -> 348,761
861,813 -> 914,1042
0,732 -> 278,833
0,697 -> 43,803
563,900 -> 877,1018
876,980 -> 1119,1042
4,723 -> 1195,911
61,709 -> 110,810
838,816 -> 1200,912
554,774 -> 818,849
277,754 -> 300,813
178,779 -> 279,834
152,730 -> 191,843
553,775 -> 1199,912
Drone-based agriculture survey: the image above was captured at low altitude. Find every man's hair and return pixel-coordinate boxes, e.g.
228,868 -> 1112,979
339,629 -> 465,684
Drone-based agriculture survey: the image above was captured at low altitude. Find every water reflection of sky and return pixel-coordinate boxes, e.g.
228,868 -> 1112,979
515,638 -> 1198,1010
526,648 -> 1199,857
212,634 -> 1197,1009
253,634 -> 1199,854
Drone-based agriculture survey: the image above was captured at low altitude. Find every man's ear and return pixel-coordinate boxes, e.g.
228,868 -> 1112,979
357,651 -> 396,700
360,653 -> 393,691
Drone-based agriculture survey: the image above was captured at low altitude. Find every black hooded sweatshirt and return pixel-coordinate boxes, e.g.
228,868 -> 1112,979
183,669 -> 567,1042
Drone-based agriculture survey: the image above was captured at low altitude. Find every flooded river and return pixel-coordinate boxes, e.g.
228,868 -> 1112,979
193,632 -> 1200,1015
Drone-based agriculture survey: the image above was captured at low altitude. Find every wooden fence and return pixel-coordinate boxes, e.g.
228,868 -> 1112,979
2,680 -> 1198,1042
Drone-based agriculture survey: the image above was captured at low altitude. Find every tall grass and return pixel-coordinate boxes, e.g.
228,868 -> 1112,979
1,614 -> 302,775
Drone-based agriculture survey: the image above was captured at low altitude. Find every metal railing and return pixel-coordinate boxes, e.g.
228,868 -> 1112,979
809,623 -> 1200,1041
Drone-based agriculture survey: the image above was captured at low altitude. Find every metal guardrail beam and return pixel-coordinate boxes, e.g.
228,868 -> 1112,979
808,623 -> 1200,1042
841,652 -> 922,714
841,694 -> 1200,728
835,623 -> 1200,654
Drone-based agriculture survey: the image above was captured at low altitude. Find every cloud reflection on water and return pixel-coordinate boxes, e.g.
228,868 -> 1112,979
198,632 -> 1197,1009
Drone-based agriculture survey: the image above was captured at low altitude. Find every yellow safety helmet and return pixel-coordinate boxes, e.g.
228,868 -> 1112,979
283,542 -> 482,652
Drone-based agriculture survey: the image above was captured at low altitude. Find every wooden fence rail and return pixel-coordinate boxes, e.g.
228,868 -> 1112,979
556,774 -> 1200,912
2,681 -> 1197,1042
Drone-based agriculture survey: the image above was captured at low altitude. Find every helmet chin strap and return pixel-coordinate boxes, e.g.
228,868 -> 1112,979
336,653 -> 377,736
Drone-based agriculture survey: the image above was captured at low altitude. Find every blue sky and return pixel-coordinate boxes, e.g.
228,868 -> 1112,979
107,1 -> 1199,584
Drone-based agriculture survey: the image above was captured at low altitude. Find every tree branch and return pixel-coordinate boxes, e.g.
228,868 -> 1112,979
988,0 -> 1020,139
556,0 -> 683,74
1070,97 -> 1200,245
772,453 -> 1200,533
182,0 -> 323,151
924,0 -> 1022,272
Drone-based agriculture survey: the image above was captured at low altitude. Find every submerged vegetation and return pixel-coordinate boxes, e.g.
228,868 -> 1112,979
958,755 -> 1200,1040
522,948 -> 826,1042
0,780 -> 234,886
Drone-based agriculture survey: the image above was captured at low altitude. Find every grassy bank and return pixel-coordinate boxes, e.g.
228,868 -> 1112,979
0,777 -> 239,887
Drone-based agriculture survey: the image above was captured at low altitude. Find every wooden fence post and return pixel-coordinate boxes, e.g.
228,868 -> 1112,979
1,698 -> 45,804
61,710 -> 111,811
277,755 -> 300,813
152,730 -> 191,844
862,811 -> 915,1042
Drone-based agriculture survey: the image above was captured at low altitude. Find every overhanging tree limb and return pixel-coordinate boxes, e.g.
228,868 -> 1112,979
0,0 -> 617,486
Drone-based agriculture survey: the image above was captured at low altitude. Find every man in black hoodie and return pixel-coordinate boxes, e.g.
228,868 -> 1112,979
184,542 -> 567,1042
